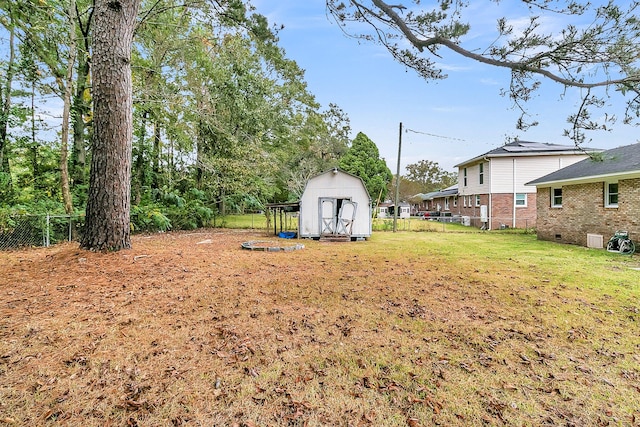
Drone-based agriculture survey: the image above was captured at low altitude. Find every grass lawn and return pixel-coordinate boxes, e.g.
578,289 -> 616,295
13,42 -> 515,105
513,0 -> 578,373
216,213 -> 480,234
1,229 -> 639,426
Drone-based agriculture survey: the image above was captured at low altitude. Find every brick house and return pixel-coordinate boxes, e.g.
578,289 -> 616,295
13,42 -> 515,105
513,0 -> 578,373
455,141 -> 599,230
527,143 -> 640,248
412,185 -> 458,215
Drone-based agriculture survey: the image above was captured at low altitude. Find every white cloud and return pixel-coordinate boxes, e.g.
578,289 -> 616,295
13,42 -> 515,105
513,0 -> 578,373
479,77 -> 500,85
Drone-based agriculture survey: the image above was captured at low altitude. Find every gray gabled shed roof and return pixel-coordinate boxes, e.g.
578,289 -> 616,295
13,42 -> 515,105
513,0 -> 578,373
527,143 -> 640,186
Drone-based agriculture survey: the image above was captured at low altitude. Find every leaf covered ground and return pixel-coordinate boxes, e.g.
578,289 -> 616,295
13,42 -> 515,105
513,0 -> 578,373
1,230 -> 639,426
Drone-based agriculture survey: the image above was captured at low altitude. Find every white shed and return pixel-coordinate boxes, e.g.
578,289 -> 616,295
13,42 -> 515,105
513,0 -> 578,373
299,168 -> 372,240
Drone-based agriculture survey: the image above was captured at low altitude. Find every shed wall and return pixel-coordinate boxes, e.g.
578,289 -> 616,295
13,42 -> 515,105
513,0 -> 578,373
299,172 -> 372,238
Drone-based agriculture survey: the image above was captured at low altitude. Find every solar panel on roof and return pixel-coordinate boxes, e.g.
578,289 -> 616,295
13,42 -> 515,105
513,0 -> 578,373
502,143 -> 573,152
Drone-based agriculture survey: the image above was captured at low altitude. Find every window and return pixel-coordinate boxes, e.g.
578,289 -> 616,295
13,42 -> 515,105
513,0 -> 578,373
479,163 -> 484,185
605,182 -> 618,207
475,195 -> 481,206
515,193 -> 527,207
453,197 -> 458,207
551,188 -> 562,207
445,197 -> 450,210
463,168 -> 468,186
463,196 -> 467,207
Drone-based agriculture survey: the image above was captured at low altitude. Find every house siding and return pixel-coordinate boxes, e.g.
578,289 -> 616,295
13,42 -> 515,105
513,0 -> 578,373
460,162 -> 490,194
457,154 -> 589,230
491,193 -> 537,229
490,156 -> 588,193
457,194 -> 488,228
536,178 -> 640,246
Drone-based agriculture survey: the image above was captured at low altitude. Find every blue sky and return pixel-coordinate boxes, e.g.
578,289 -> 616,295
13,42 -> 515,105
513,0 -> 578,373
252,1 -> 639,173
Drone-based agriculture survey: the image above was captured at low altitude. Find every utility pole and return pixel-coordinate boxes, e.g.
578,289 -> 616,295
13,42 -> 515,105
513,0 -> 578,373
393,122 -> 402,232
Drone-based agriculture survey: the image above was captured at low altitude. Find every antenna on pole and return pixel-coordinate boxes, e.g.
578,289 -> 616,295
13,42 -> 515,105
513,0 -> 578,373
393,122 -> 402,233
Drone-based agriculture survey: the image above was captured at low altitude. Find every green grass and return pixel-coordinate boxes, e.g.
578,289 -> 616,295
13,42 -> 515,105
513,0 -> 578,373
217,214 -> 491,233
213,212 -> 270,229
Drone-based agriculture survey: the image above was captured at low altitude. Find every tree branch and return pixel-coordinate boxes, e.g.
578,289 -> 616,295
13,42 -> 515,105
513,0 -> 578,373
367,0 -> 640,89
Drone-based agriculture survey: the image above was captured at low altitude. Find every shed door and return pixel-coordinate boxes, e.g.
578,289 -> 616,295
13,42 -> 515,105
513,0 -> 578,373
319,198 -> 356,236
336,201 -> 357,235
320,198 -> 337,235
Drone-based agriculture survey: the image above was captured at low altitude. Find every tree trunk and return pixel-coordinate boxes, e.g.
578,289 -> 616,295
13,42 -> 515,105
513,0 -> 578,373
71,8 -> 93,187
133,109 -> 148,205
81,0 -> 140,251
72,53 -> 90,186
0,8 -> 16,175
60,0 -> 77,215
29,77 -> 39,190
152,119 -> 161,188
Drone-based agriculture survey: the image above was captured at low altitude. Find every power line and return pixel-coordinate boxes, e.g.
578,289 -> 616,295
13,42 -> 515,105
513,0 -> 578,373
405,128 -> 466,142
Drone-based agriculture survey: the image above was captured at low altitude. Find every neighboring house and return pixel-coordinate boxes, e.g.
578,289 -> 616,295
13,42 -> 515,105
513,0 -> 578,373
426,185 -> 459,214
299,168 -> 372,240
411,191 -> 439,213
378,202 -> 410,219
455,140 -> 599,229
378,202 -> 391,218
527,142 -> 640,248
412,187 -> 457,214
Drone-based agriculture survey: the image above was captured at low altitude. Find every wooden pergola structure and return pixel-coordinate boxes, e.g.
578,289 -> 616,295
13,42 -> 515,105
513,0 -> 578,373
265,202 -> 300,236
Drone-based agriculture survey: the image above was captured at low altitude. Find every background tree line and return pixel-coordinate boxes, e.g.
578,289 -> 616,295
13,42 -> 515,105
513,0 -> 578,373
5,0 -> 637,250
0,0 -> 401,236
0,0 -> 457,237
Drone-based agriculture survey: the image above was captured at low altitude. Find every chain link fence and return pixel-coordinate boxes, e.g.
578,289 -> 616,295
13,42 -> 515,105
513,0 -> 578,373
0,214 -> 84,251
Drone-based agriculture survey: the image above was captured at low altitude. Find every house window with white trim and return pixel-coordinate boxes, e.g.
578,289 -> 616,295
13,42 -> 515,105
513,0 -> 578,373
515,193 -> 527,207
479,163 -> 484,185
445,197 -> 450,210
605,182 -> 618,207
463,196 -> 467,207
551,188 -> 562,207
463,168 -> 468,186
453,197 -> 457,207
475,195 -> 481,206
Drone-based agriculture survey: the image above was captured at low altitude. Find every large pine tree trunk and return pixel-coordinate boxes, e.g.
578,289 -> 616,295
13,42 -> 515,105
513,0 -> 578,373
81,0 -> 140,251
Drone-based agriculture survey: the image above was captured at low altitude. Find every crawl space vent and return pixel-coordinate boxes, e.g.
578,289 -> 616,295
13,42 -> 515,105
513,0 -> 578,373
587,233 -> 604,249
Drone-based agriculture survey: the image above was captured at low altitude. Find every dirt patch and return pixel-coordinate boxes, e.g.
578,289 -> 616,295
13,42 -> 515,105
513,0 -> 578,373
1,230 -> 639,426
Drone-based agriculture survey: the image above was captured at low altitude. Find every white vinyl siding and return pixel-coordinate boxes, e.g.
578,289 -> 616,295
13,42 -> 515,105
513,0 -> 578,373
489,155 -> 590,194
459,162 -> 490,194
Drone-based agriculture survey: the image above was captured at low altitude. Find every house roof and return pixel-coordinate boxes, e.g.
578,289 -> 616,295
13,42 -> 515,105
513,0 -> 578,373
527,143 -> 640,186
413,185 -> 458,200
413,191 -> 439,201
455,140 -> 600,168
